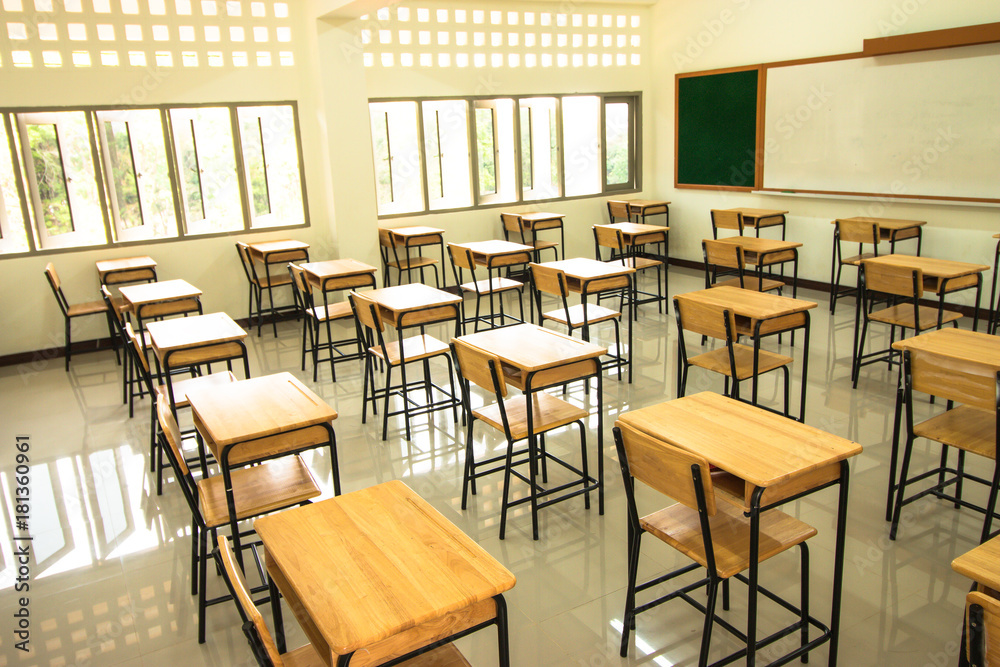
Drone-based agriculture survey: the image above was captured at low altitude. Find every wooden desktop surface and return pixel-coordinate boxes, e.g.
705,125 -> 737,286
678,286 -> 815,332
892,327 -> 1000,369
599,222 -> 669,241
864,254 -> 988,293
538,257 -> 635,282
247,239 -> 309,259
725,207 -> 788,225
453,240 -> 533,264
617,391 -> 861,503
953,535 -> 1000,593
255,480 -> 516,660
119,279 -> 201,307
187,372 -> 336,453
146,312 -> 245,355
457,322 -> 604,377
96,255 -> 156,279
516,212 -> 565,229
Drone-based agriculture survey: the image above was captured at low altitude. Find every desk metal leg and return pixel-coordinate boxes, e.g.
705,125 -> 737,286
799,313 -> 811,422
746,486 -> 765,667
829,461 -> 851,666
495,594 -> 511,667
269,574 -> 286,654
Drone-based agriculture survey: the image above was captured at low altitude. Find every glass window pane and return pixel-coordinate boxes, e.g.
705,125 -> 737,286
475,106 -> 496,196
170,106 -> 242,234
605,101 -> 631,186
19,111 -> 106,249
108,109 -> 177,239
562,96 -> 601,196
422,99 -> 471,210
369,101 -> 422,215
520,97 -> 560,201
0,119 -> 30,254
237,105 -> 306,228
103,120 -> 143,228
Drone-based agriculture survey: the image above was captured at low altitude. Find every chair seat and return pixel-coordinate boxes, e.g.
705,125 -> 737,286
641,499 -> 817,579
156,371 -> 238,409
309,300 -> 354,322
460,277 -> 523,294
688,344 -> 792,381
389,256 -> 438,271
474,392 -> 587,442
281,644 -> 327,667
714,276 -> 784,293
197,454 -> 321,528
67,300 -> 108,317
914,404 -> 995,458
841,252 -> 877,266
529,240 -> 560,251
869,304 -> 962,331
543,303 -> 620,327
371,334 -> 450,365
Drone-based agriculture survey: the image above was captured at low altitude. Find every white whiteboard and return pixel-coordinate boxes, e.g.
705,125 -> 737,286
762,43 -> 1000,201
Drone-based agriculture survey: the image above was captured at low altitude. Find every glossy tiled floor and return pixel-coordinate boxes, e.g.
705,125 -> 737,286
0,267 -> 988,666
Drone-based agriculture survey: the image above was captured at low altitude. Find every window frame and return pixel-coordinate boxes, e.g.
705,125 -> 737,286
369,91 -> 641,219
0,100 -> 310,259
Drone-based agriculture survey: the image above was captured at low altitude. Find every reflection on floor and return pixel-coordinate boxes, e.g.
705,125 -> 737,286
0,267 -> 985,666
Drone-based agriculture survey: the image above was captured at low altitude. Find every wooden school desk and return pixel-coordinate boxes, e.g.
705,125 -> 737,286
724,207 -> 788,239
96,255 -> 157,286
257,480 -> 516,667
617,391 -> 862,666
675,286 -> 816,420
118,279 -> 202,331
457,323 -> 606,539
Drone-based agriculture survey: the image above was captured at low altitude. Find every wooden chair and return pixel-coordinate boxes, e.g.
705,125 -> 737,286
501,212 -> 559,262
451,338 -> 592,539
44,262 -> 109,371
378,227 -> 441,288
236,241 -> 296,337
216,536 -> 471,667
350,291 -> 460,441
966,590 -> 1000,666
889,348 -> 1000,543
593,224 -> 664,316
124,321 -> 236,494
606,199 -> 632,224
613,422 -> 817,665
287,263 -> 360,382
530,262 -> 630,383
157,400 -> 321,644
702,239 -> 783,294
101,285 -> 146,408
673,296 -> 793,417
710,209 -> 745,238
852,261 -> 962,388
830,218 -> 880,314
447,243 -> 528,332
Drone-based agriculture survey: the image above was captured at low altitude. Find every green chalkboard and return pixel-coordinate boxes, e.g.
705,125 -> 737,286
676,68 -> 759,189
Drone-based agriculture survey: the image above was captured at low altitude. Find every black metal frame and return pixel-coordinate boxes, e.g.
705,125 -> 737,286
888,349 -> 1000,543
594,224 -> 666,320
352,295 -> 463,441
613,426 -> 850,667
448,244 -> 529,332
236,242 -> 308,337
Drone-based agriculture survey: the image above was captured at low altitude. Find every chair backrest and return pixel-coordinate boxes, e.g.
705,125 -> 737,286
377,227 -> 398,248
235,242 -> 259,285
613,422 -> 717,517
500,213 -> 523,234
904,349 -> 999,412
967,590 -> 1000,666
448,243 -> 476,272
101,285 -> 125,327
349,290 -> 384,334
44,262 -> 70,314
674,296 -> 737,343
607,200 -> 630,223
156,398 -> 190,479
836,219 -> 880,246
711,209 -> 744,234
529,263 -> 568,298
124,321 -> 152,378
217,534 -> 285,666
702,239 -> 745,273
287,262 -> 312,311
452,338 -> 508,399
862,261 -> 922,299
594,224 -> 625,252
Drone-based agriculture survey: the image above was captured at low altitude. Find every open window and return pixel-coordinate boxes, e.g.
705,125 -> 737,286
236,104 -> 306,229
518,97 -> 561,201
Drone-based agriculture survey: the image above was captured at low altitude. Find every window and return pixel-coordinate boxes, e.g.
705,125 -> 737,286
604,96 -> 636,190
236,105 -> 306,228
368,92 -> 639,217
96,109 -> 177,242
421,99 -> 472,210
518,97 -> 560,201
0,102 -> 308,256
18,111 -> 107,249
369,101 -> 423,216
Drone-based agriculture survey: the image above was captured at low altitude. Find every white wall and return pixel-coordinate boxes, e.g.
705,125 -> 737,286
651,0 -> 1000,303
